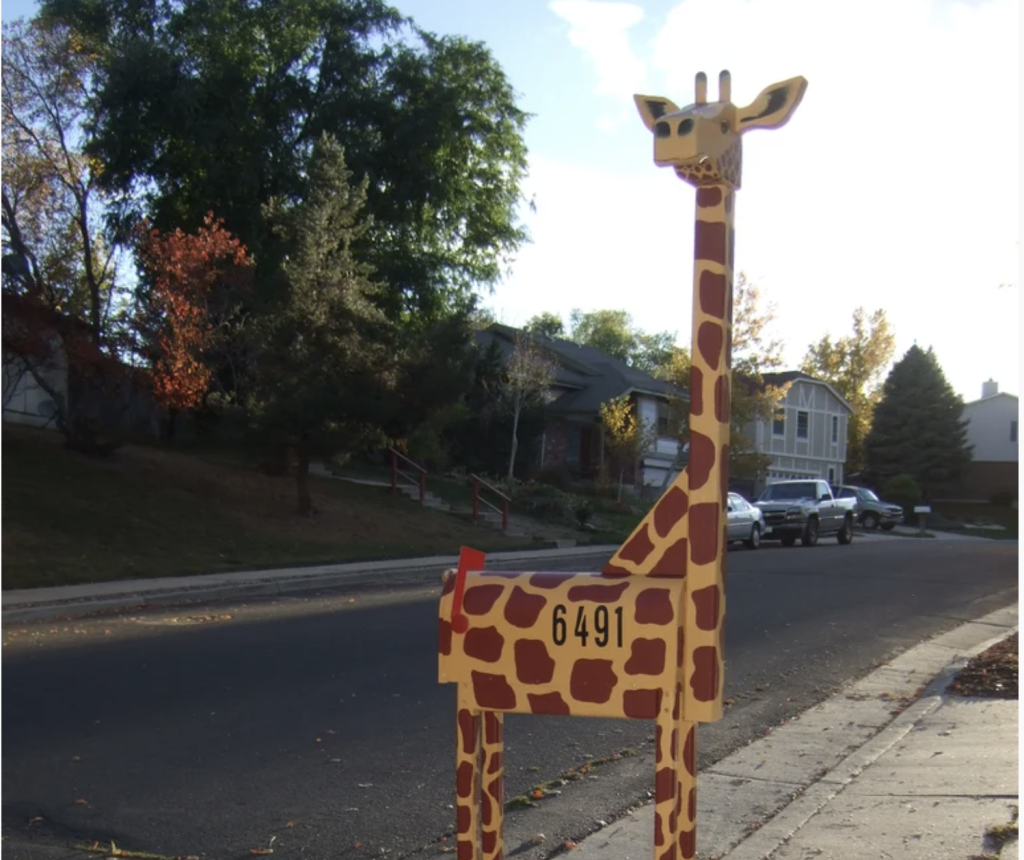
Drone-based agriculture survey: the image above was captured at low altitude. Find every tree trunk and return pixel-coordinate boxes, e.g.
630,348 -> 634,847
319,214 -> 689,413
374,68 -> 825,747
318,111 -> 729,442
295,436 -> 313,517
507,399 -> 521,480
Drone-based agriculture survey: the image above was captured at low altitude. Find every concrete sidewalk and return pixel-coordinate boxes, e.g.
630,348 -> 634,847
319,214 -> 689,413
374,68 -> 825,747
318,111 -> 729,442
0,544 -> 619,623
572,603 -> 1019,860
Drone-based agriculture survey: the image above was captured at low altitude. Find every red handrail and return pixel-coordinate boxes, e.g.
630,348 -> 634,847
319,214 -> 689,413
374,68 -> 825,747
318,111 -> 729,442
471,474 -> 509,533
389,448 -> 426,504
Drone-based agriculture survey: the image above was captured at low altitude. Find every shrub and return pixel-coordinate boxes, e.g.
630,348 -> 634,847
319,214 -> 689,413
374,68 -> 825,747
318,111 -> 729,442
881,473 -> 921,522
536,463 -> 573,491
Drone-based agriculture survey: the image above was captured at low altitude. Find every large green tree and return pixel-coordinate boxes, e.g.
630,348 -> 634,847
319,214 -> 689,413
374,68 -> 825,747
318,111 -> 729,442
242,135 -> 397,515
802,307 -> 896,473
863,345 -> 972,497
40,0 -> 530,323
567,308 -> 676,373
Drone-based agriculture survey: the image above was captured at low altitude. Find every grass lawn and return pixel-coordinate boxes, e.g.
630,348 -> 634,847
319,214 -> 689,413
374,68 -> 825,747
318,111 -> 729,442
2,426 -> 543,591
929,500 -> 1019,539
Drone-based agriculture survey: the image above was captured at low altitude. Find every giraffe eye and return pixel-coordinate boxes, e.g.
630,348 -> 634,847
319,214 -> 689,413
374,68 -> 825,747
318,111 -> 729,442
678,118 -> 694,135
720,120 -> 731,134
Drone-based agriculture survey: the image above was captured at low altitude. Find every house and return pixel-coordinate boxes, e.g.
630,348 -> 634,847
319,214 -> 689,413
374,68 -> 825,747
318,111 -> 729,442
476,324 -> 685,488
740,371 -> 855,494
955,380 -> 1018,502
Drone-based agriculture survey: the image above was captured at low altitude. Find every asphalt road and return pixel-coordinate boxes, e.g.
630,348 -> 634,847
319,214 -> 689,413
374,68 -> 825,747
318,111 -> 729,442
2,534 -> 1017,860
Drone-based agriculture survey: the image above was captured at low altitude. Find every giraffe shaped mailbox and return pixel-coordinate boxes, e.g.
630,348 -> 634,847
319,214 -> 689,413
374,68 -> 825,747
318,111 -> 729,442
438,70 -> 807,860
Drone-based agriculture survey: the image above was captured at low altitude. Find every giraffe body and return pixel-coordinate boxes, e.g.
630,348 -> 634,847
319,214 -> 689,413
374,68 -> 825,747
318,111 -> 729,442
438,69 -> 806,860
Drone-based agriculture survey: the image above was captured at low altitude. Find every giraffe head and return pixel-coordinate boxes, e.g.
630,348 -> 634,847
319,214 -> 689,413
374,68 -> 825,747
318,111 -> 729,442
634,71 -> 807,189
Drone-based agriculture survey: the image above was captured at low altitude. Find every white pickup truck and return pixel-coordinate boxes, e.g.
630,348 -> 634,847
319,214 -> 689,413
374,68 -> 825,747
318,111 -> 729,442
753,479 -> 857,547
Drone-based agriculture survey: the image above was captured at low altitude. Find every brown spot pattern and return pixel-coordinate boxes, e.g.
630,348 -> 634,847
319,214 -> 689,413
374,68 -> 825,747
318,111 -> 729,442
688,787 -> 696,821
503,585 -> 547,628
680,829 -> 695,859
568,582 -> 629,603
624,638 -> 666,675
439,618 -> 453,656
683,725 -> 696,776
650,536 -> 688,577
699,270 -> 727,319
714,374 -> 730,422
487,750 -> 503,774
698,321 -> 723,370
622,688 -> 661,718
695,219 -> 726,264
655,767 -> 675,804
691,646 -> 719,702
688,432 -> 715,491
457,760 -> 474,801
464,626 -> 504,663
671,728 -> 678,760
472,671 -> 517,710
719,443 -> 730,505
458,840 -> 473,860
677,625 -> 685,668
693,585 -> 721,631
487,776 -> 502,808
654,486 -> 688,538
570,659 -> 617,704
463,585 -> 503,615
482,829 -> 496,855
514,639 -> 556,685
484,711 -> 502,745
442,573 -> 456,595
528,691 -> 570,715
689,503 -> 720,565
458,709 -> 477,755
655,811 -> 665,846
689,366 -> 704,416
659,847 -> 677,860
481,790 -> 492,827
602,564 -> 631,576
457,803 -> 471,832
635,588 -> 674,625
696,186 -> 722,208
619,523 -> 656,565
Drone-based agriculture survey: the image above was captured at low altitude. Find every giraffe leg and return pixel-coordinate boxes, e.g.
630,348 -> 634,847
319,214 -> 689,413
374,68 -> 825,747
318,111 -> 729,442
456,689 -> 483,860
675,720 -> 697,860
653,706 -> 677,860
481,712 -> 505,860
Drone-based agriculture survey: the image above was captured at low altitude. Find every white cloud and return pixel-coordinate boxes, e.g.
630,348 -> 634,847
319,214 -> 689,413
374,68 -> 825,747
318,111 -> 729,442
494,0 -> 1021,400
549,0 -> 648,129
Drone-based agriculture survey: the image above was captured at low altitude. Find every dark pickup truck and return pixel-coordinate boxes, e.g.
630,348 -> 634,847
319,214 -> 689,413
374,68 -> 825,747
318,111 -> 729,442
753,479 -> 857,547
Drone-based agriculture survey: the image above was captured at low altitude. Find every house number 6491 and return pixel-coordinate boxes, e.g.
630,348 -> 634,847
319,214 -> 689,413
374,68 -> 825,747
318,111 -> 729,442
552,604 -> 624,648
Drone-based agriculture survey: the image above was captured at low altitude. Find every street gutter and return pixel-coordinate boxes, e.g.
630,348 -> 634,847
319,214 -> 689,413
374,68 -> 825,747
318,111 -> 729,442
1,545 -> 619,624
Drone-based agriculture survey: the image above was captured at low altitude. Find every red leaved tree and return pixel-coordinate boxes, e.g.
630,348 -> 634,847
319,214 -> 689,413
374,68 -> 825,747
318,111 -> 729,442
136,213 -> 253,413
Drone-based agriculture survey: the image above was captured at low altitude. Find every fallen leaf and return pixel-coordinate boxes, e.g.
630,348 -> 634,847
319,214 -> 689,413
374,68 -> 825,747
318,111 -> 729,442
249,850 -> 273,856
75,799 -> 89,805
27,816 -> 44,825
285,821 -> 297,828
563,840 -> 578,851
532,790 -> 543,799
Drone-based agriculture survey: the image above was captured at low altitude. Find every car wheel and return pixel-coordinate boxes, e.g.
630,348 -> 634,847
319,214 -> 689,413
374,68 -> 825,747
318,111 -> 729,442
801,518 -> 819,547
745,523 -> 761,550
880,522 -> 896,531
781,535 -> 797,547
838,515 -> 854,545
862,511 -> 880,530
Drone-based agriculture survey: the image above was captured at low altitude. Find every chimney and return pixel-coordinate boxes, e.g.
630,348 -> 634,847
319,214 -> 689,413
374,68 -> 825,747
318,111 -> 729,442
982,379 -> 999,398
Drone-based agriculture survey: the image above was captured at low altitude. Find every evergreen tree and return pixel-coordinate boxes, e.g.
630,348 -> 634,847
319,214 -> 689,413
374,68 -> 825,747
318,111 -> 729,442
864,345 -> 972,497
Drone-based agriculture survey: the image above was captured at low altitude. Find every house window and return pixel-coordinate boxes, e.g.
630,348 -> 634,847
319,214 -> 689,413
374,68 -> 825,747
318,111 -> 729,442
772,409 -> 785,436
657,400 -> 670,437
1012,421 -> 1018,443
797,411 -> 809,439
828,466 -> 836,484
831,415 -> 839,444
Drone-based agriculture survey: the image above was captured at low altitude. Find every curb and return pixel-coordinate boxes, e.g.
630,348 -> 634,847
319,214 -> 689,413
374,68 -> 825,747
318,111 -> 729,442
1,545 -> 619,624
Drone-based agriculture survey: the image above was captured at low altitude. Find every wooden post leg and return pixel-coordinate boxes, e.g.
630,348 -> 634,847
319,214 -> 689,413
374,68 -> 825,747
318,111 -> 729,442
481,712 -> 505,860
653,706 -> 677,859
456,690 -> 483,860
676,720 -> 697,860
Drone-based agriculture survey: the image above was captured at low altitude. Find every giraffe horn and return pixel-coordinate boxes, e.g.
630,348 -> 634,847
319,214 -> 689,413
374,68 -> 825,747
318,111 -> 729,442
695,71 -> 707,105
719,70 -> 731,103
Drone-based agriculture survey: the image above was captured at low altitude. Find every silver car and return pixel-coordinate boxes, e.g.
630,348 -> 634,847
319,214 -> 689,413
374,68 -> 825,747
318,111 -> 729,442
727,491 -> 765,549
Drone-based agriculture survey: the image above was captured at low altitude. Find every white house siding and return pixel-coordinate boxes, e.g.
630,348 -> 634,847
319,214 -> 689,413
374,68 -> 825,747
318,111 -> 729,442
638,394 -> 681,488
744,379 -> 850,490
963,394 -> 1019,462
2,352 -> 66,430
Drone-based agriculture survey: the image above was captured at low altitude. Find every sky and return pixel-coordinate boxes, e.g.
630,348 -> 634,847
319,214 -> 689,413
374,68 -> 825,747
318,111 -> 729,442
3,0 -> 1020,402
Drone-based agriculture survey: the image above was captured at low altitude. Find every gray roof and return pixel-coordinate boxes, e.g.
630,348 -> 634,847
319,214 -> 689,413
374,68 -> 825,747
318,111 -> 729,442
476,324 -> 684,416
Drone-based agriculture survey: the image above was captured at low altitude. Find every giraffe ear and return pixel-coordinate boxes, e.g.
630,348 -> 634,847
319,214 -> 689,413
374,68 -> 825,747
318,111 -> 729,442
735,76 -> 807,132
634,95 -> 680,131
